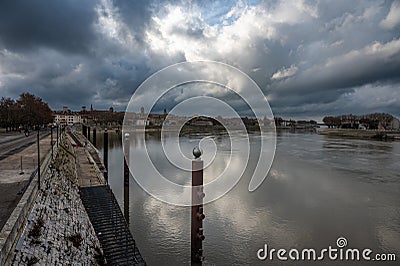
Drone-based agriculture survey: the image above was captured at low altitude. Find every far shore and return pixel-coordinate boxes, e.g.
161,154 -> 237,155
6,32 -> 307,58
317,128 -> 400,141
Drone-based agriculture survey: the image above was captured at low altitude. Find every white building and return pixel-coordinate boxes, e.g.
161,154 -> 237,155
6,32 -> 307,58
54,106 -> 82,126
135,118 -> 149,126
54,113 -> 82,126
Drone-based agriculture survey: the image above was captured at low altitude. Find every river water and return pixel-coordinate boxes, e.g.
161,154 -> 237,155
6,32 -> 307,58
97,131 -> 400,265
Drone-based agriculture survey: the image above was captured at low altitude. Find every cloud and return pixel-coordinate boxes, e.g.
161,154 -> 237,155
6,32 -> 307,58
270,38 -> 400,94
0,0 -> 399,120
271,65 -> 298,80
380,1 -> 400,29
272,81 -> 400,118
0,0 -> 98,54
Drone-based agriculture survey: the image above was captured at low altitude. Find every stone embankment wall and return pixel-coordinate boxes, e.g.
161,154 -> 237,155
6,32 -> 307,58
10,138 -> 106,265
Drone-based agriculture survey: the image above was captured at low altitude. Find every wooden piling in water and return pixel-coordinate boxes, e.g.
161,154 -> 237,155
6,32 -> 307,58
103,129 -> 108,182
93,128 -> 97,147
191,147 -> 205,263
123,133 -> 130,224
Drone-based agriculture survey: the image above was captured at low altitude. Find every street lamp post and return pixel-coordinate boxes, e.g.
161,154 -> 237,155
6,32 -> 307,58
51,125 -> 53,160
37,128 -> 40,190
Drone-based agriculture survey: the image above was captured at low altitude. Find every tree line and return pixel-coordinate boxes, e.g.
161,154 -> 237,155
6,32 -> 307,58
323,113 -> 395,129
0,93 -> 53,132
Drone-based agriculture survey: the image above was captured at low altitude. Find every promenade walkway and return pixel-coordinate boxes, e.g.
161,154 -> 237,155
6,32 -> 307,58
70,131 -> 146,265
0,134 -> 52,230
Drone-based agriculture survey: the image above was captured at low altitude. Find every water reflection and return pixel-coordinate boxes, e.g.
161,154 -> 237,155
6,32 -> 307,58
98,131 -> 400,265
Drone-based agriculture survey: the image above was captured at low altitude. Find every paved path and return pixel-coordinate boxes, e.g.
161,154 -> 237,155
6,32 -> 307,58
0,131 -> 51,161
0,132 -> 26,145
76,147 -> 105,187
0,135 -> 53,230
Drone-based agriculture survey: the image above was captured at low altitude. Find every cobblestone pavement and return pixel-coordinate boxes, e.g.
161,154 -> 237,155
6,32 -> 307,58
11,140 -> 106,265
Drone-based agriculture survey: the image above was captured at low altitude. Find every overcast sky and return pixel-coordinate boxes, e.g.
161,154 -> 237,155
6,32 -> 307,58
0,0 -> 399,120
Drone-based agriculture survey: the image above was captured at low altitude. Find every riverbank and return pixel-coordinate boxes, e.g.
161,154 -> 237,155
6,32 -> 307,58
317,128 -> 400,140
69,131 -> 146,265
0,134 -> 60,265
9,137 -> 106,265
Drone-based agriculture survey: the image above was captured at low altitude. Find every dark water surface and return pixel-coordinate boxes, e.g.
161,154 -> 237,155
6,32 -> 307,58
97,131 -> 400,265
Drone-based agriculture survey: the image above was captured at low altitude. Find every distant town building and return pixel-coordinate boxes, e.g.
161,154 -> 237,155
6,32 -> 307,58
135,106 -> 149,126
53,105 -> 124,127
148,113 -> 167,126
135,117 -> 149,126
54,107 -> 82,126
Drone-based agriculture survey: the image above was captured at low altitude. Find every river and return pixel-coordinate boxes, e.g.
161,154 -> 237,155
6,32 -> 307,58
96,131 -> 400,265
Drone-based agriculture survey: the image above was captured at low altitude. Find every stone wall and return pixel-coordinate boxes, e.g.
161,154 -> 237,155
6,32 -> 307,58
10,138 -> 106,265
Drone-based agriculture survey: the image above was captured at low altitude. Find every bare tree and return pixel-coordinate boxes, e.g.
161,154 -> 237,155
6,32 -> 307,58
0,93 -> 53,131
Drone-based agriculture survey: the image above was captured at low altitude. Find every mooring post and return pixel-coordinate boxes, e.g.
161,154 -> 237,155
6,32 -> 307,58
51,125 -> 53,160
124,133 -> 130,224
19,156 -> 24,175
37,128 -> 41,190
191,146 -> 205,263
93,128 -> 97,147
104,128 -> 109,182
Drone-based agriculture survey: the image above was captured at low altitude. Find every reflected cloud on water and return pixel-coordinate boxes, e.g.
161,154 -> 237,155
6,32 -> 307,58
100,131 -> 400,265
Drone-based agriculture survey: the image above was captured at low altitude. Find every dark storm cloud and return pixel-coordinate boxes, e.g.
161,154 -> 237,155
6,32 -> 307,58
269,39 -> 400,94
271,81 -> 400,118
0,0 -> 98,54
0,0 -> 399,119
111,0 -> 153,44
255,0 -> 400,118
0,0 -> 156,110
